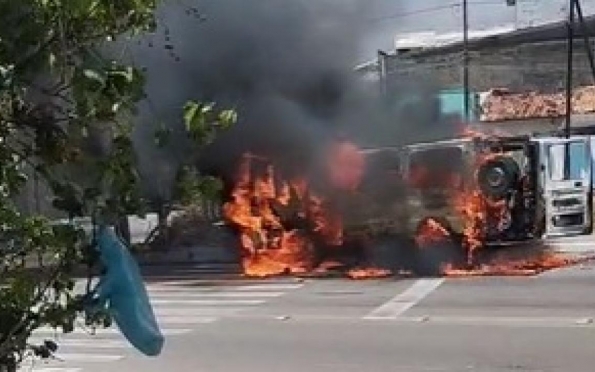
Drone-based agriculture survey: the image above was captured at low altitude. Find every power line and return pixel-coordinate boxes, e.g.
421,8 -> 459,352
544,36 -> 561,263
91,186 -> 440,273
368,1 -> 508,23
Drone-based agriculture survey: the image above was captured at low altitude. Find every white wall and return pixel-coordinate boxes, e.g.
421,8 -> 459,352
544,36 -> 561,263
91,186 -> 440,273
385,1 -> 595,38
517,0 -> 595,29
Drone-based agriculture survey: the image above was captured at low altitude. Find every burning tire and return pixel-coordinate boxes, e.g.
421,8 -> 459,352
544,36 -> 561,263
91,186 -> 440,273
413,217 -> 464,276
476,156 -> 520,201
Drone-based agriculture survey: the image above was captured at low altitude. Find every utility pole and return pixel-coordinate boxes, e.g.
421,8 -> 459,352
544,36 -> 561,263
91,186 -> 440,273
462,0 -> 470,124
565,0 -> 575,139
562,0 -> 595,134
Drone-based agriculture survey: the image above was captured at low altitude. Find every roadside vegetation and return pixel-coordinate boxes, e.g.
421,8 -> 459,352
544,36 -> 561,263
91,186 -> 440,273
0,1 -> 234,370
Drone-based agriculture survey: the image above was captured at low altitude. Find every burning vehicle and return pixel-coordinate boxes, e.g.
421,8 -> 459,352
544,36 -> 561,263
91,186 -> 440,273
221,134 -> 593,277
397,133 -> 592,272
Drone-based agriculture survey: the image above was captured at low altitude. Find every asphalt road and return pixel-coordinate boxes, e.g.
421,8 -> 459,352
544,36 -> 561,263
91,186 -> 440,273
21,237 -> 595,372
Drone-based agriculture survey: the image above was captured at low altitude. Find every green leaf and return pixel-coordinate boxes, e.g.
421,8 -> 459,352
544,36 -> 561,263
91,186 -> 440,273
218,109 -> 237,128
183,101 -> 200,131
82,69 -> 106,88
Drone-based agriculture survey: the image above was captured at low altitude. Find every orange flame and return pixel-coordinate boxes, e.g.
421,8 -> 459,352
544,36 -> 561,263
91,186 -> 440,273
451,139 -> 510,263
415,218 -> 452,247
442,252 -> 583,277
347,267 -> 393,280
223,152 -> 346,277
326,140 -> 365,192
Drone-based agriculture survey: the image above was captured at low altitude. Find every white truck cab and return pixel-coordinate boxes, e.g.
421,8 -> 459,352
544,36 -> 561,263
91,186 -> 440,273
535,136 -> 593,238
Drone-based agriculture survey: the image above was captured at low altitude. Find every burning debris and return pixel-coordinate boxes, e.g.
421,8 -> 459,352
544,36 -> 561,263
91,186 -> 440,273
346,267 -> 394,280
442,251 -> 587,277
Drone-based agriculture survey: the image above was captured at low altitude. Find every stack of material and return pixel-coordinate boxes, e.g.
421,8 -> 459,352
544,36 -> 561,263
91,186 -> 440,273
480,86 -> 595,122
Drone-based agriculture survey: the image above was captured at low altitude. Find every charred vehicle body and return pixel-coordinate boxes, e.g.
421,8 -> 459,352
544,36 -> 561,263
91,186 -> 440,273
220,134 -> 593,276
345,135 -> 593,257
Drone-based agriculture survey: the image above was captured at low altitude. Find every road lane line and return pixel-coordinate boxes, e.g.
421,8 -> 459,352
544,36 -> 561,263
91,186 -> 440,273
148,291 -> 285,298
363,279 -> 445,320
230,284 -> 305,291
152,307 -> 245,316
33,327 -> 192,336
150,299 -> 265,305
22,368 -> 82,372
28,339 -> 129,349
156,316 -> 218,324
51,353 -> 123,362
147,283 -> 304,291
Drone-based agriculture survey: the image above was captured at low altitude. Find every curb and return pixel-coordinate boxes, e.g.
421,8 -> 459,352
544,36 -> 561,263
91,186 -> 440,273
133,244 -> 240,267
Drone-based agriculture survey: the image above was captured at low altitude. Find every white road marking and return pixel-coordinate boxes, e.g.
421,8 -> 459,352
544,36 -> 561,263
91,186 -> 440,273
34,327 -> 192,336
71,311 -> 227,325
22,368 -> 82,372
147,283 -> 304,292
156,316 -> 218,324
152,307 -> 244,316
28,339 -> 129,349
150,299 -> 265,305
363,279 -> 445,320
149,291 -> 285,298
51,353 -> 123,362
231,283 -> 305,291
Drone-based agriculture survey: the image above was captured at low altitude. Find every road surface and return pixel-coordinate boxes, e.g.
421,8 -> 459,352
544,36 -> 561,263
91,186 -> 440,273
20,237 -> 595,372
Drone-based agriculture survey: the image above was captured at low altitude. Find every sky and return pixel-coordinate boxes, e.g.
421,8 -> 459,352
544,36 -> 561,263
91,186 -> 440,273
358,0 -> 595,60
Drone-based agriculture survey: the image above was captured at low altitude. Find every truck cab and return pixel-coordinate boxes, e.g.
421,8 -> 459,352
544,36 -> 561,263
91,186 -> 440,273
534,136 -> 593,238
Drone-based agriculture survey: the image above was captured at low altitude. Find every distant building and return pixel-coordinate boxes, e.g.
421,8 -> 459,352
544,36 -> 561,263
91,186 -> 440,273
357,14 -> 595,135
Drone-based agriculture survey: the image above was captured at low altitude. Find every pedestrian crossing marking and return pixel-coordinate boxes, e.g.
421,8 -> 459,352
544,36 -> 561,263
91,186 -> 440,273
152,307 -> 244,315
22,368 -> 82,372
148,291 -> 285,298
150,298 -> 266,305
230,283 -> 305,291
49,354 -> 123,362
156,316 -> 218,324
21,280 -> 304,372
33,328 -> 192,336
28,339 -> 129,349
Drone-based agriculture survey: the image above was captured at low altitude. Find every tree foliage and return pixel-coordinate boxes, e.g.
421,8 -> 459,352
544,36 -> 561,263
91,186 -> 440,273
0,0 -> 234,370
171,100 -> 235,207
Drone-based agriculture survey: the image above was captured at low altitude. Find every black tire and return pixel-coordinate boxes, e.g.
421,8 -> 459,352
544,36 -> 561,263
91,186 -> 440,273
477,156 -> 520,201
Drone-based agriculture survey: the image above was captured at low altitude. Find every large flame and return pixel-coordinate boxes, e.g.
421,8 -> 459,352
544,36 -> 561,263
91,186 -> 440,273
223,144 -> 360,277
452,134 -> 510,264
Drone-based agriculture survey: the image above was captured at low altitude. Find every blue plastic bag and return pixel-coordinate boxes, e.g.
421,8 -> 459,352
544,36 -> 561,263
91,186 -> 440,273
93,225 -> 164,356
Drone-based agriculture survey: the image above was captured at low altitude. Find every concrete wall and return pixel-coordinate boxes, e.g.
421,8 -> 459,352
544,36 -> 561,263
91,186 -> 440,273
383,40 -> 595,93
469,114 -> 595,137
469,118 -> 561,136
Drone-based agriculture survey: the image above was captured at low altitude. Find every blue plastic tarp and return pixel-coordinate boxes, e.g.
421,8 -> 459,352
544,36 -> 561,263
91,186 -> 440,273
93,225 -> 164,356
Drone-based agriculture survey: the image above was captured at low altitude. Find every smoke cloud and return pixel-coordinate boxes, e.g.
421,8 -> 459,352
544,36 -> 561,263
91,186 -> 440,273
127,0 -> 456,199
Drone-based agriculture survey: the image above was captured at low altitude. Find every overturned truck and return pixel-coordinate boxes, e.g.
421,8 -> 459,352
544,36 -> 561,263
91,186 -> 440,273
345,134 -> 594,270
222,134 -> 594,276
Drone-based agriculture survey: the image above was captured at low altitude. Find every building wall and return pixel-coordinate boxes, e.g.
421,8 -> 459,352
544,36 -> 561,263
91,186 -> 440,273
469,118 -> 561,136
384,40 -> 595,93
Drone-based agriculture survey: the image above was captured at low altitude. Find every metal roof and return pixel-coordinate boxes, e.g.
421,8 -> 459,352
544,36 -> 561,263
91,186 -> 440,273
398,14 -> 595,59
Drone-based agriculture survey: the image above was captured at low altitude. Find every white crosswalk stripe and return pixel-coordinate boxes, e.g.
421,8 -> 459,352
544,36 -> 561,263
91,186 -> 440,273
20,280 -> 304,372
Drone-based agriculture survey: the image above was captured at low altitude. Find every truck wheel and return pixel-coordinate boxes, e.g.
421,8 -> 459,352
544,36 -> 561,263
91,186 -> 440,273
413,217 -> 463,276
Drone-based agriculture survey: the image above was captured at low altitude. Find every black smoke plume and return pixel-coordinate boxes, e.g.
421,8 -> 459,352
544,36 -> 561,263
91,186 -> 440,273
128,0 -> 457,199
